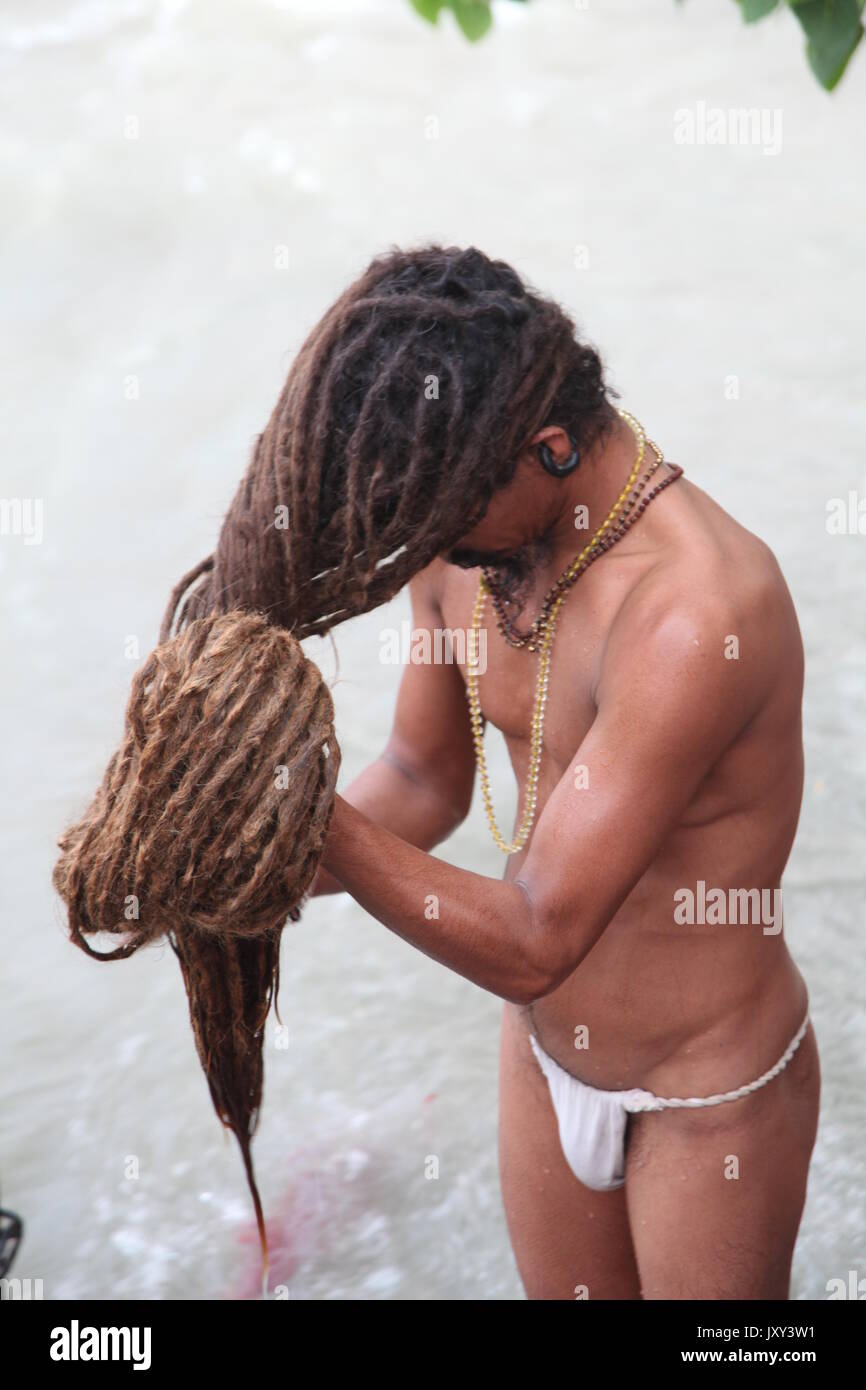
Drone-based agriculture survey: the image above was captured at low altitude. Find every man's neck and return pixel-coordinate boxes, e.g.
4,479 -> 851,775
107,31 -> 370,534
543,411 -> 645,572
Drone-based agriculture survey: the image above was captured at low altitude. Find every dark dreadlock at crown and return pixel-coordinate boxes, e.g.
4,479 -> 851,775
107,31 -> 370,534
162,243 -> 615,644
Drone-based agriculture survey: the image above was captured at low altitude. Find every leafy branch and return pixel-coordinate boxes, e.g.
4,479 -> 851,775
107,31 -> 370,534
408,0 -> 863,90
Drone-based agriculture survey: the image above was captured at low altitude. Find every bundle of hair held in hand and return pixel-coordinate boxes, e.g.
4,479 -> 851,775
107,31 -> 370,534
53,612 -> 340,1280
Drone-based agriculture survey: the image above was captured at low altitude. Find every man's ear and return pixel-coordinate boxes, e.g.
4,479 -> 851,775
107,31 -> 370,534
532,426 -> 580,477
530,425 -> 570,455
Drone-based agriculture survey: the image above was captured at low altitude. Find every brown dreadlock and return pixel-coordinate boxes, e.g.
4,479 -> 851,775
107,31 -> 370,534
53,245 -> 614,1288
53,612 -> 339,1276
162,244 -> 614,642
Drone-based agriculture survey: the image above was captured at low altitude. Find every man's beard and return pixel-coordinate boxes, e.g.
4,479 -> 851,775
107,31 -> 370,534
484,535 -> 555,615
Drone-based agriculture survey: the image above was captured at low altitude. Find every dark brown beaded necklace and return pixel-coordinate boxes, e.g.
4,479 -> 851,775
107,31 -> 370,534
483,444 -> 684,652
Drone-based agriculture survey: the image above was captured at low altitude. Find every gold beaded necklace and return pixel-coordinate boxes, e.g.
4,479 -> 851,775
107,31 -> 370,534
467,409 -> 667,855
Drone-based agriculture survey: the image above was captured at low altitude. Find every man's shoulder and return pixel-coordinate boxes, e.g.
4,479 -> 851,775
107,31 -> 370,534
639,531 -> 786,629
603,509 -> 802,712
623,473 -> 794,627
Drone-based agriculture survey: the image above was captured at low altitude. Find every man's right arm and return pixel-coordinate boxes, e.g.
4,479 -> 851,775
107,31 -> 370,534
311,561 -> 476,895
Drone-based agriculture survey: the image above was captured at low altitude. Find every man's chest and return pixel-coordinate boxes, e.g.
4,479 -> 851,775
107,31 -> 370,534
437,563 -> 634,766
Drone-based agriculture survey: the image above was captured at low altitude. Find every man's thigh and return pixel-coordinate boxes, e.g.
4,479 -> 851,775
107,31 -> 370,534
498,1002 -> 642,1301
624,1023 -> 821,1300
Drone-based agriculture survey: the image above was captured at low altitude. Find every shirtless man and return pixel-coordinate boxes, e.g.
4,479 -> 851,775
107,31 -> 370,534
309,248 -> 820,1300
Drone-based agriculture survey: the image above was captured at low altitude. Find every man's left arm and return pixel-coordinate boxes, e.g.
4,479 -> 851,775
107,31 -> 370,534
320,599 -> 764,1002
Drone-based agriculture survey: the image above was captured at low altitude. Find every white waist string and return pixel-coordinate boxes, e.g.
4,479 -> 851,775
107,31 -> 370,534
634,1012 -> 811,1113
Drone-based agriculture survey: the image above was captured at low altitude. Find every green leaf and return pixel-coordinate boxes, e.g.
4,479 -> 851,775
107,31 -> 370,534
449,1 -> 494,42
736,0 -> 780,21
409,0 -> 447,24
789,0 -> 864,89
